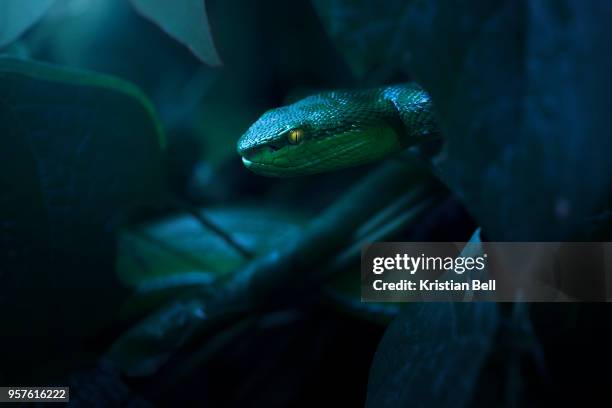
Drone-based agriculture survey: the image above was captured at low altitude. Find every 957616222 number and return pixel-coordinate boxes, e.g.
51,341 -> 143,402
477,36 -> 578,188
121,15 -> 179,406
1,387 -> 69,402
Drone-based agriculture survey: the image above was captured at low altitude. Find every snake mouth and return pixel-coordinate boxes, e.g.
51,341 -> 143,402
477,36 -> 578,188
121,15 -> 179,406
239,135 -> 378,177
240,154 -> 296,177
239,145 -> 291,176
239,145 -> 278,169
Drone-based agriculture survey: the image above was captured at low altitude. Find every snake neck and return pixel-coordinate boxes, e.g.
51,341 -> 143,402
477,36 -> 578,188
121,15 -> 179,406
380,84 -> 440,148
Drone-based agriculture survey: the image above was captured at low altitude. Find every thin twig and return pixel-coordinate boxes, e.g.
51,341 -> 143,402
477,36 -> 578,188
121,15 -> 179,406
169,195 -> 254,260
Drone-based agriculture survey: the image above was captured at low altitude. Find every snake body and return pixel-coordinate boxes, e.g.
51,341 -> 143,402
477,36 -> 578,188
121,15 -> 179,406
237,83 -> 438,177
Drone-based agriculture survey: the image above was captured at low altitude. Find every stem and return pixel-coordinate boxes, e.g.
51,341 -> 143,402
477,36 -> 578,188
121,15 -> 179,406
227,156 -> 445,305
169,195 -> 254,260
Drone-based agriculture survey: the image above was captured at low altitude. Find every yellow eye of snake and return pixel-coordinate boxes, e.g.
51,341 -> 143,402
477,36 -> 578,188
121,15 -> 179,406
287,128 -> 304,145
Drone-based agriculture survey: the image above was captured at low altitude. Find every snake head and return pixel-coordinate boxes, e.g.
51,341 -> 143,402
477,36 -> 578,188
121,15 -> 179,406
236,90 -> 407,177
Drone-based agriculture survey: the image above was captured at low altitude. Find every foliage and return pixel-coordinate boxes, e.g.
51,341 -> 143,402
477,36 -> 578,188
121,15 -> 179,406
0,58 -> 165,378
108,298 -> 208,377
311,0 -> 612,405
0,0 -> 55,48
106,160 -> 444,382
117,206 -> 306,288
312,0 -> 412,79
313,1 -> 612,241
366,302 -> 499,408
399,0 -> 612,240
130,0 -> 221,66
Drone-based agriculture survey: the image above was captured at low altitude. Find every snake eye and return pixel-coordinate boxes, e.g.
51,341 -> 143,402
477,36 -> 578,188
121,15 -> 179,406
287,128 -> 304,145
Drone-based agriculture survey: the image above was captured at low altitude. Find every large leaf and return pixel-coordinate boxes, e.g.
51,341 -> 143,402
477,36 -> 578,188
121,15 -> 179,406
0,0 -> 55,48
107,298 -> 207,377
366,303 -> 499,408
116,206 -> 306,319
312,0 -> 411,78
116,195 -> 440,325
130,0 -> 221,66
112,206 -> 306,375
111,161 -> 441,377
400,1 -> 612,240
0,58 -> 165,373
117,206 -> 306,288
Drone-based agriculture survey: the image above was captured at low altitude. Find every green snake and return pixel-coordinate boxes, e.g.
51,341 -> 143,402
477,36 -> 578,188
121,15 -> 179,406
236,83 -> 439,177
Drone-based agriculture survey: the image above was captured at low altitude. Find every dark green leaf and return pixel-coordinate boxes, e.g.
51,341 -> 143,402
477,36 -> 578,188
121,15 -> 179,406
322,271 -> 401,324
366,302 -> 499,408
130,0 -> 222,66
0,0 -> 54,48
107,299 -> 207,377
117,206 -> 306,288
109,207 -> 304,376
0,57 -> 165,366
402,1 -> 612,239
312,0 -> 411,78
116,206 -> 306,319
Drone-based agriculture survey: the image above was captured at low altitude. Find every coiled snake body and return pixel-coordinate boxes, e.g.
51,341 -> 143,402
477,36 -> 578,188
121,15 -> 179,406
237,83 -> 439,177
